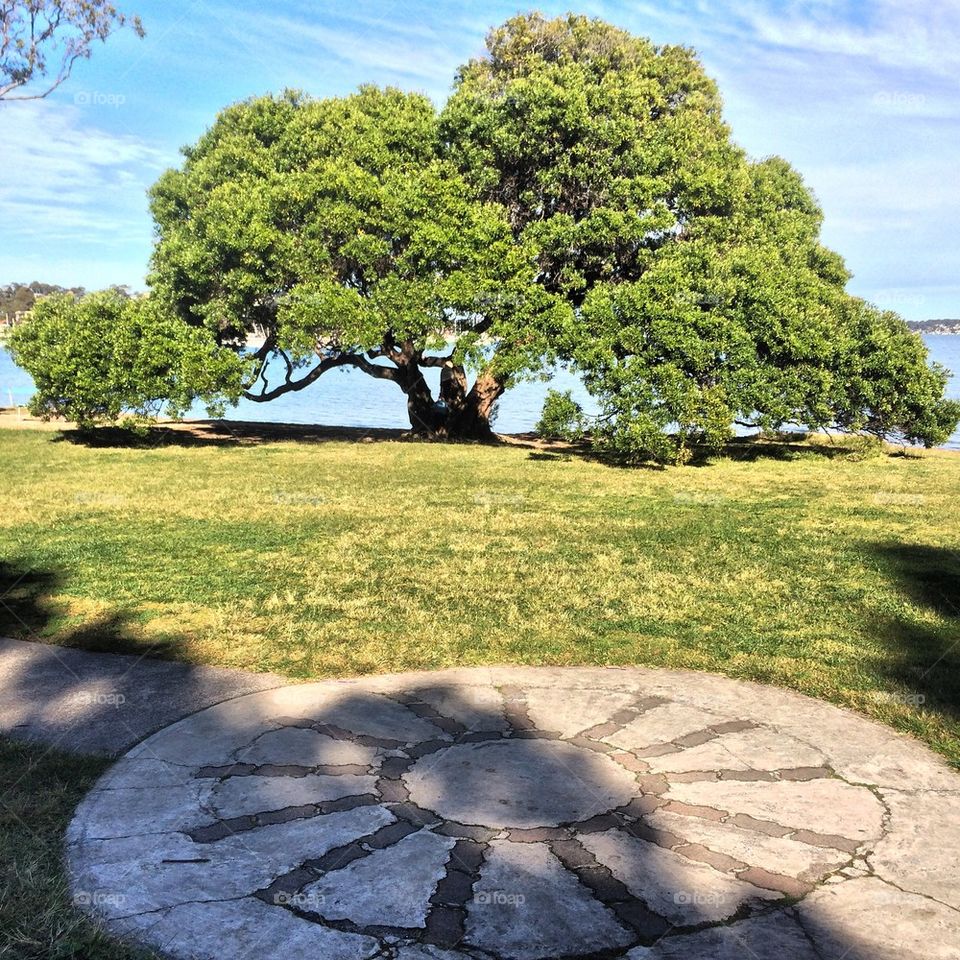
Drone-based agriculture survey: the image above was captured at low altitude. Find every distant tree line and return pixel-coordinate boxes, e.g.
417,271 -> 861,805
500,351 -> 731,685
906,320 -> 960,334
1,282 -> 85,320
1,282 -> 135,321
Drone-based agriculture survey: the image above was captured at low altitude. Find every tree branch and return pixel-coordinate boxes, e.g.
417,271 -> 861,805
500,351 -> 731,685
242,350 -> 400,403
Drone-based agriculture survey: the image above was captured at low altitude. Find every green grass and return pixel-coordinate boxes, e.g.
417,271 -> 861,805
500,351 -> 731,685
0,738 -> 155,959
0,425 -> 958,958
2,426 -> 959,763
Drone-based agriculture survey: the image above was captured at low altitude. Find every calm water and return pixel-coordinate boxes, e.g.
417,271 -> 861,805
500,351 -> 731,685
2,335 -> 959,449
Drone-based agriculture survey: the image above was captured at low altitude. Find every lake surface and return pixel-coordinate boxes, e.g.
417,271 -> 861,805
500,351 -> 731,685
2,335 -> 959,450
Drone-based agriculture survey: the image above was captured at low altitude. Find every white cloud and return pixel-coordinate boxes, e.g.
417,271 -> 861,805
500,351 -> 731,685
0,101 -> 172,248
201,4 -> 468,99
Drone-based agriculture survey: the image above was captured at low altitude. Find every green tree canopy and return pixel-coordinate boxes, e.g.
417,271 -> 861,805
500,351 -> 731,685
443,13 -> 958,461
8,291 -> 243,428
149,85 -> 565,437
11,12 -> 958,458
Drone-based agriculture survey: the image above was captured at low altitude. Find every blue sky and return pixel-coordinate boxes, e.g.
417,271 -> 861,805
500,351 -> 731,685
1,0 -> 957,320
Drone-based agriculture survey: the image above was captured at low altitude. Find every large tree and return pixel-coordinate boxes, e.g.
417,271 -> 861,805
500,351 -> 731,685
13,13 -> 958,455
0,1 -> 143,101
442,13 -> 958,460
150,86 -> 564,438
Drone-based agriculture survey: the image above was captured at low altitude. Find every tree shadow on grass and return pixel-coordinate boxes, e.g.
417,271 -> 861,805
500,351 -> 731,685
46,420 -> 904,473
864,543 -> 960,721
0,559 -> 278,757
0,559 -> 184,661
51,420 -> 412,450
524,434 -> 868,470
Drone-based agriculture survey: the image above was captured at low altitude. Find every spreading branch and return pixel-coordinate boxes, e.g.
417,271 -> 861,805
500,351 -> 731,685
0,1 -> 144,101
242,349 -> 400,403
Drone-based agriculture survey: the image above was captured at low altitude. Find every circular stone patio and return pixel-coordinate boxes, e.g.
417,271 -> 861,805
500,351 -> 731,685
68,667 -> 960,960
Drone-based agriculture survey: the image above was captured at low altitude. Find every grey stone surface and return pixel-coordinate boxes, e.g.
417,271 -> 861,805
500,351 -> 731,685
797,877 -> 960,959
206,773 -> 379,820
0,636 -> 283,756
302,829 -> 455,928
607,702 -> 731,751
870,789 -> 960,909
646,726 -> 827,774
627,912 -> 820,959
66,666 -> 960,959
394,947 -> 465,960
580,829 -> 779,924
70,805 -> 396,919
663,778 -> 885,842
405,738 -> 637,829
236,726 -> 376,767
392,683 -> 510,733
112,896 -> 379,960
523,686 -> 642,738
465,839 -> 634,959
642,808 -> 848,882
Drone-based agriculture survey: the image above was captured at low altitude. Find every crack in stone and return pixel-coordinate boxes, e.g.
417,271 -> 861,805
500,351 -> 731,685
549,836 -> 671,945
790,905 -> 831,960
386,691 -> 470,738
870,872 -> 960,915
423,838 -> 488,949
187,793 -> 381,843
496,685 -> 540,736
194,761 -> 374,779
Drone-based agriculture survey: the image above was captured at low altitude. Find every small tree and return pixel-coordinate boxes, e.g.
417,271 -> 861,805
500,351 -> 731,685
0,1 -> 143,101
8,291 -> 243,428
536,389 -> 585,441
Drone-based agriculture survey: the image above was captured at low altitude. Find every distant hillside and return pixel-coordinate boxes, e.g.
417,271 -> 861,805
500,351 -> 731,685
1,282 -> 86,321
908,319 -> 960,335
1,282 -> 138,324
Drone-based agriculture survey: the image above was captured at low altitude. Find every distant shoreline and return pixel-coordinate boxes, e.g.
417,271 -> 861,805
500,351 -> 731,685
907,321 -> 960,335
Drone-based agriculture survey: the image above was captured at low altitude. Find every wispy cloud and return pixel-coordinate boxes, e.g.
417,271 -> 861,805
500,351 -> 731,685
0,101 -> 171,286
199,3 -> 471,99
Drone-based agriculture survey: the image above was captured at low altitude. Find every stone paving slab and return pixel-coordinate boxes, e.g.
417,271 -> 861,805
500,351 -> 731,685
67,666 -> 960,959
0,637 -> 284,756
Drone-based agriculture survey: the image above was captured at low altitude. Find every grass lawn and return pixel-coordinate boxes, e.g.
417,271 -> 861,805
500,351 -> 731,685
1,424 -> 959,763
0,738 -> 155,959
1,423 -> 958,958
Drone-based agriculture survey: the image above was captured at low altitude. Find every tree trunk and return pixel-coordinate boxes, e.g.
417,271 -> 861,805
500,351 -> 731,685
400,363 -> 442,434
442,371 -> 505,441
